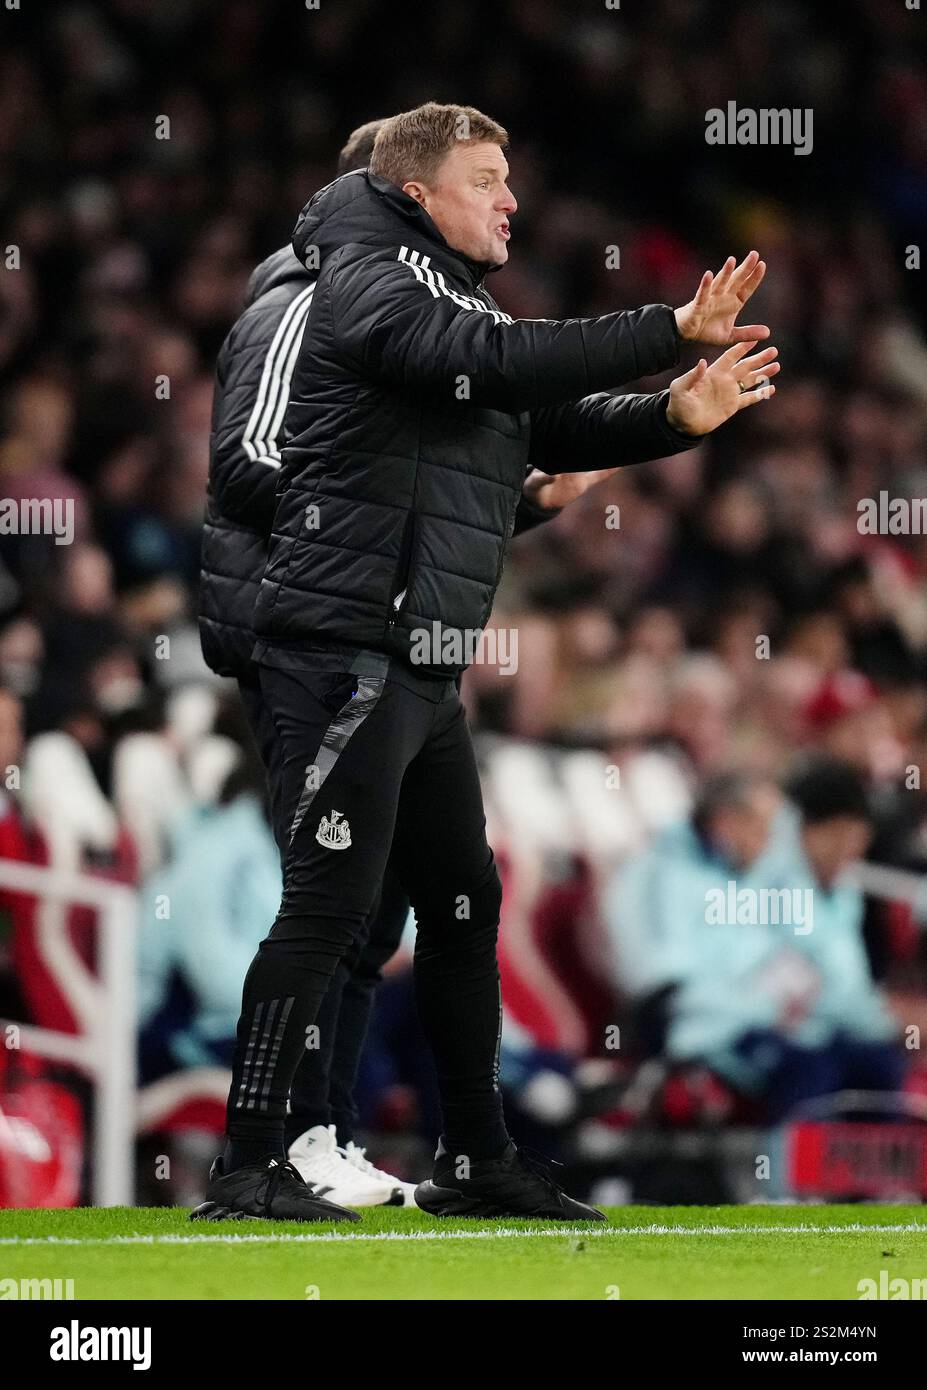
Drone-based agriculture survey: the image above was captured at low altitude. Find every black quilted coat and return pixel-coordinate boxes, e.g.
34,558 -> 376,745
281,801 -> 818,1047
254,171 -> 695,676
199,247 -> 314,676
200,242 -> 569,677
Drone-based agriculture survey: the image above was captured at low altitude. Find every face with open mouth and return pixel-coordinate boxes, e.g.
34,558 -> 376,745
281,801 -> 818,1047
409,140 -> 517,266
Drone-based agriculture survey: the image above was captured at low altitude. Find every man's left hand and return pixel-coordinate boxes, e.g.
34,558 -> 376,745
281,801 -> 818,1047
666,341 -> 779,436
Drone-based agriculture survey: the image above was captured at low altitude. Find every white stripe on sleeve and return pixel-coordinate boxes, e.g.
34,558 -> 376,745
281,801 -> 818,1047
242,283 -> 316,467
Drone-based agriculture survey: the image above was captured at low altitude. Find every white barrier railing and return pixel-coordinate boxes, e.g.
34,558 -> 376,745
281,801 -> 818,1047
0,859 -> 137,1207
848,860 -> 927,919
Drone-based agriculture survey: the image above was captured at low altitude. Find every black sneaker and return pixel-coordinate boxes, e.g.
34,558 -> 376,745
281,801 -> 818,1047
414,1140 -> 606,1222
190,1156 -> 361,1222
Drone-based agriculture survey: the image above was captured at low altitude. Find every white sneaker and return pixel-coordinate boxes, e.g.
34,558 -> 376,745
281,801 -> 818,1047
342,1139 -> 419,1207
287,1125 -> 408,1207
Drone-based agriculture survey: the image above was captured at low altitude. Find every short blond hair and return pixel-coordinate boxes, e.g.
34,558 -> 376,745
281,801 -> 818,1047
369,102 -> 508,188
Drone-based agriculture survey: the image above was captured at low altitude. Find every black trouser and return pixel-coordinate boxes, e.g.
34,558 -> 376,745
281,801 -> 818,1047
238,669 -> 409,1145
293,865 -> 411,1145
228,658 -> 508,1162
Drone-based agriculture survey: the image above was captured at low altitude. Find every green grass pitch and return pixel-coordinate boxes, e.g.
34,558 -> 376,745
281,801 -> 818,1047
1,1205 -> 925,1300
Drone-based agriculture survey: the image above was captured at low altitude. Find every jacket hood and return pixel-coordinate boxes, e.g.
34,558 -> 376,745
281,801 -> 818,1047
291,170 -> 500,291
245,246 -> 311,305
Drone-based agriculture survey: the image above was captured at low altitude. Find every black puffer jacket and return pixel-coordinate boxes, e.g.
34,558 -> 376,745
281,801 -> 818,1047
200,242 -> 559,678
199,247 -> 315,676
255,171 -> 696,675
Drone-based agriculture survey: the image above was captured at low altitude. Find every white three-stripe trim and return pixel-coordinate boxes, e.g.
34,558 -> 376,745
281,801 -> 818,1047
397,246 -> 512,324
242,282 -> 316,468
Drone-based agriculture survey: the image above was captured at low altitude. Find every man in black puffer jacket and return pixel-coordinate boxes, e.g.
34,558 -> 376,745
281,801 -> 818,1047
200,119 -> 570,680
196,102 -> 777,1224
199,119 -> 649,1211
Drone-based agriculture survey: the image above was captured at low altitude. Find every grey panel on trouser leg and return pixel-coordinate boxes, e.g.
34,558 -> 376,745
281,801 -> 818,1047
235,1000 -> 265,1110
245,997 -> 279,1110
259,995 -> 295,1111
492,979 -> 503,1092
288,676 -> 385,846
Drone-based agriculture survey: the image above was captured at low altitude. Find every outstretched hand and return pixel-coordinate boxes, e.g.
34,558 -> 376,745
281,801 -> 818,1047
675,251 -> 768,346
522,466 -> 621,511
666,340 -> 779,436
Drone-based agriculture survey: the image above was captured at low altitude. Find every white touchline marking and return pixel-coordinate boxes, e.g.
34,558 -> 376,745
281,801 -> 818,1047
0,1223 -> 924,1247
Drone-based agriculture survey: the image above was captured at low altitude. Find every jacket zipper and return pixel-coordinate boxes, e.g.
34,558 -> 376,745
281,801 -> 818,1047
387,512 -> 416,629
479,496 -> 518,628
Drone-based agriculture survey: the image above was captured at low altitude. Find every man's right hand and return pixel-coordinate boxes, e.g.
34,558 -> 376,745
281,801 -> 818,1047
674,250 -> 768,345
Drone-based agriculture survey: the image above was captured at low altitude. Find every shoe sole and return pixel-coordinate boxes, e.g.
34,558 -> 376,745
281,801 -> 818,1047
189,1199 -> 361,1223
414,1181 -> 606,1222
